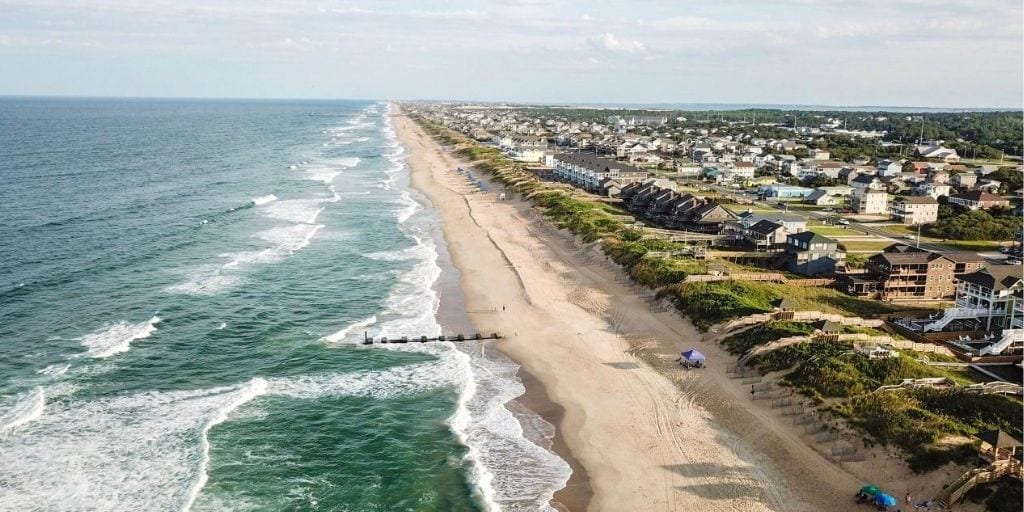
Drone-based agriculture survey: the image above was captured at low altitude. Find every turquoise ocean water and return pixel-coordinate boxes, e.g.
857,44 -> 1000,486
0,99 -> 569,511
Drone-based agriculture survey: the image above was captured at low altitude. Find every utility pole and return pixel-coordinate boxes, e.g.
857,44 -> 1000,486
916,222 -> 922,249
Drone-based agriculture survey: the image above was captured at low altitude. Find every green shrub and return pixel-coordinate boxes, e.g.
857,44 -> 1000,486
720,321 -> 816,355
657,280 -> 778,329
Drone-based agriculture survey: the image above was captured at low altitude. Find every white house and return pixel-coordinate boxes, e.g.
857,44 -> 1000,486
891,196 -> 938,225
848,189 -> 888,215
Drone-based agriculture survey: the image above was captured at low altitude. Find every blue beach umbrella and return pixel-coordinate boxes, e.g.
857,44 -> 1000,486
874,493 -> 896,508
681,349 -> 705,362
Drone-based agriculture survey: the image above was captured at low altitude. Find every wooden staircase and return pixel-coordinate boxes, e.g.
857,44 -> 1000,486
936,461 -> 1021,508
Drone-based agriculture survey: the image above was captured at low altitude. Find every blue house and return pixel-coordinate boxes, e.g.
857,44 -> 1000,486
761,184 -> 816,199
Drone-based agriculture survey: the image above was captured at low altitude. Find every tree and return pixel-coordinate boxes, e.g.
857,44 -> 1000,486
924,210 -> 1019,241
988,167 -> 1023,195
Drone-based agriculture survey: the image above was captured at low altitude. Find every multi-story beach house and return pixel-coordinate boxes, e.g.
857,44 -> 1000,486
779,232 -> 845,276
618,181 -> 736,233
891,196 -> 939,225
841,245 -> 985,301
910,265 -> 1024,356
847,189 -> 888,214
552,153 -> 647,192
954,265 -> 1024,331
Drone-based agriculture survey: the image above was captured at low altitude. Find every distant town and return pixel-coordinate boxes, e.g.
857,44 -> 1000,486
404,102 -> 1023,509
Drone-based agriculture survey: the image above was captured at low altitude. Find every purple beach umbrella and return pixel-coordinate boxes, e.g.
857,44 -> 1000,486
681,349 -> 705,362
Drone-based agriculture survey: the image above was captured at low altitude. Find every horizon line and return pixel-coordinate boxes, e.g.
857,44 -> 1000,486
1,93 -> 1021,112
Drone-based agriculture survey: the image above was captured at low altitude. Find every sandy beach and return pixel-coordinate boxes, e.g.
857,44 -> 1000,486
392,111 -> 918,511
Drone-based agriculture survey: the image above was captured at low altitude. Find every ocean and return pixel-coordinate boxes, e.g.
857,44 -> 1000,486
0,98 -> 569,511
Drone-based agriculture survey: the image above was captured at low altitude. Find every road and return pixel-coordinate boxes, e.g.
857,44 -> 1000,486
693,181 -> 1009,261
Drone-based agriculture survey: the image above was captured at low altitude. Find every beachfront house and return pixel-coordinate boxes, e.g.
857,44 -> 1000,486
954,265 -> 1023,331
842,245 -> 984,301
744,220 -> 787,251
780,232 -> 845,276
552,153 -> 648,192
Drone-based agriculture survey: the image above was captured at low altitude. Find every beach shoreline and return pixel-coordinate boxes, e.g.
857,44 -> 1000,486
392,109 -> 836,512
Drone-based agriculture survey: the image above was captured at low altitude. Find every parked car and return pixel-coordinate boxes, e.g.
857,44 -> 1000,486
904,234 -> 917,241
1006,258 -> 1021,265
1000,247 -> 1012,254
837,219 -> 850,225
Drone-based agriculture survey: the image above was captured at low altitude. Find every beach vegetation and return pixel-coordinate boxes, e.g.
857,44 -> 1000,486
839,389 -> 1022,472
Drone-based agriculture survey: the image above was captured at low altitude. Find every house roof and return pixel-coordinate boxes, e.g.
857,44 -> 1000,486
806,190 -> 832,201
874,251 -> 945,265
951,190 -> 1007,203
774,297 -> 799,310
852,174 -> 879,184
788,231 -> 836,245
977,430 -> 1023,449
897,196 -> 938,204
959,265 -> 1023,292
942,252 -> 985,263
820,320 -> 843,333
749,220 -> 784,235
554,152 -> 643,174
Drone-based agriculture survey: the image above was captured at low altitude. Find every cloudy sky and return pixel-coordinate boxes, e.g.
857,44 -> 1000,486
1,0 -> 1021,107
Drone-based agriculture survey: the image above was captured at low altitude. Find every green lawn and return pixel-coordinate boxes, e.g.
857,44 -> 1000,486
720,203 -> 775,213
839,241 -> 896,252
933,240 -> 1003,253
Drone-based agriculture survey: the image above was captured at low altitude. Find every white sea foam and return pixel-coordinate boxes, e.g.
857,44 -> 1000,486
304,167 -> 340,185
182,378 -> 269,512
0,363 -> 466,511
78,316 -> 161,358
323,315 -> 377,343
0,380 -> 267,511
169,195 -> 330,296
396,190 -> 421,223
216,322 -> 227,330
267,356 -> 460,400
0,387 -> 45,434
36,364 -> 70,377
260,199 -> 325,225
165,273 -> 242,296
255,224 -> 325,253
251,194 -> 278,206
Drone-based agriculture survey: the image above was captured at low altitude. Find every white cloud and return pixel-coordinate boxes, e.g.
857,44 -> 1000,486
590,32 -> 645,54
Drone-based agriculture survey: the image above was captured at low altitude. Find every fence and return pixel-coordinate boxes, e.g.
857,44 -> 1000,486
706,311 -> 885,341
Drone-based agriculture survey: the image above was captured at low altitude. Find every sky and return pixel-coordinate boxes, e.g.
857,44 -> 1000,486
0,0 -> 1022,108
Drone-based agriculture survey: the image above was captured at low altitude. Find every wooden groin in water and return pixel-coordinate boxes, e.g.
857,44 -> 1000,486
362,332 -> 502,345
